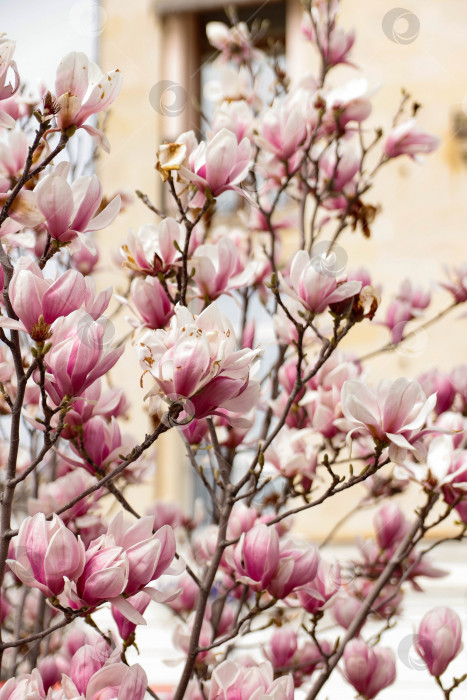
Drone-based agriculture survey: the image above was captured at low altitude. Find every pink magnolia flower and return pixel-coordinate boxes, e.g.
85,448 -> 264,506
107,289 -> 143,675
323,79 -> 372,134
7,513 -> 85,597
182,128 -> 252,206
338,377 -> 437,462
166,572 -> 199,614
35,169 -> 120,248
308,348 -> 362,393
318,143 -> 361,193
112,591 -> 151,641
266,426 -> 318,482
440,262 -> 467,303
68,639 -> 113,695
268,537 -> 320,598
280,250 -> 361,315
54,52 -> 122,151
0,669 -> 48,700
382,279 -> 431,343
397,435 -> 467,490
62,629 -> 91,660
418,369 -> 455,415
62,662 -> 147,700
129,276 -> 174,329
68,533 -> 129,609
121,218 -> 186,276
70,239 -> 100,275
435,411 -> 467,449
302,10 -> 355,67
229,523 -> 280,590
416,606 -> 463,676
264,628 -> 297,668
106,511 -> 177,596
343,639 -> 396,698
294,639 -> 331,685
383,299 -> 417,343
211,100 -> 254,141
148,499 -> 190,531
192,525 -> 219,564
191,236 -> 256,300
301,384 -> 346,439
384,119 -> 439,160
0,188 -> 44,227
407,552 -> 448,589
206,22 -> 262,65
332,593 -> 363,630
28,468 -> 98,524
286,78 -> 319,133
42,310 -> 124,404
227,503 -> 259,539
37,658 -> 61,693
254,100 -> 308,161
1,257 -> 86,339
373,503 -> 410,550
70,416 -> 133,474
296,559 -> 340,614
54,381 -> 127,443
0,94 -> 29,123
397,278 -> 431,309
137,303 -> 260,423
209,659 -> 294,700
0,38 -> 20,128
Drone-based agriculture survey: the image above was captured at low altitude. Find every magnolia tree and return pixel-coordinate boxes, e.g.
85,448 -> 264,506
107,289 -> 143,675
0,1 -> 466,699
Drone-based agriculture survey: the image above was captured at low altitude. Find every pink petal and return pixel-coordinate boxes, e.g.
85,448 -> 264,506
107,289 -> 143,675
42,269 -> 86,324
77,69 -> 122,124
80,124 -> 111,153
70,175 -> 102,232
205,128 -> 237,194
0,109 -> 14,129
35,174 -> 73,238
109,595 -> 147,626
85,194 -> 121,232
172,337 -> 210,397
55,52 -> 89,100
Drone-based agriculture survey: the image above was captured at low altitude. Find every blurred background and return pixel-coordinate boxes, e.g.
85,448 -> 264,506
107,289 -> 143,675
4,0 -> 467,693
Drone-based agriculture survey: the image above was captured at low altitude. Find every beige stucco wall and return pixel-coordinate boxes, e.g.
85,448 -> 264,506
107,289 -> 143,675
95,0 -> 189,513
96,0 -> 467,537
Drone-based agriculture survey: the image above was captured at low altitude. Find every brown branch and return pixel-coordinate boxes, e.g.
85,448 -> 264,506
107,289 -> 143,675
305,492 -> 439,700
172,492 -> 235,700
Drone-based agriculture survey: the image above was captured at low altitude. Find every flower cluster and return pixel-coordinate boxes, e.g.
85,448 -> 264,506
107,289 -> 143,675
0,3 -> 465,700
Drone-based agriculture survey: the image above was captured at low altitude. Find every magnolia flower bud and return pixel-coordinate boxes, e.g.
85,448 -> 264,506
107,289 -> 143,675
416,606 -> 463,676
343,639 -> 396,698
